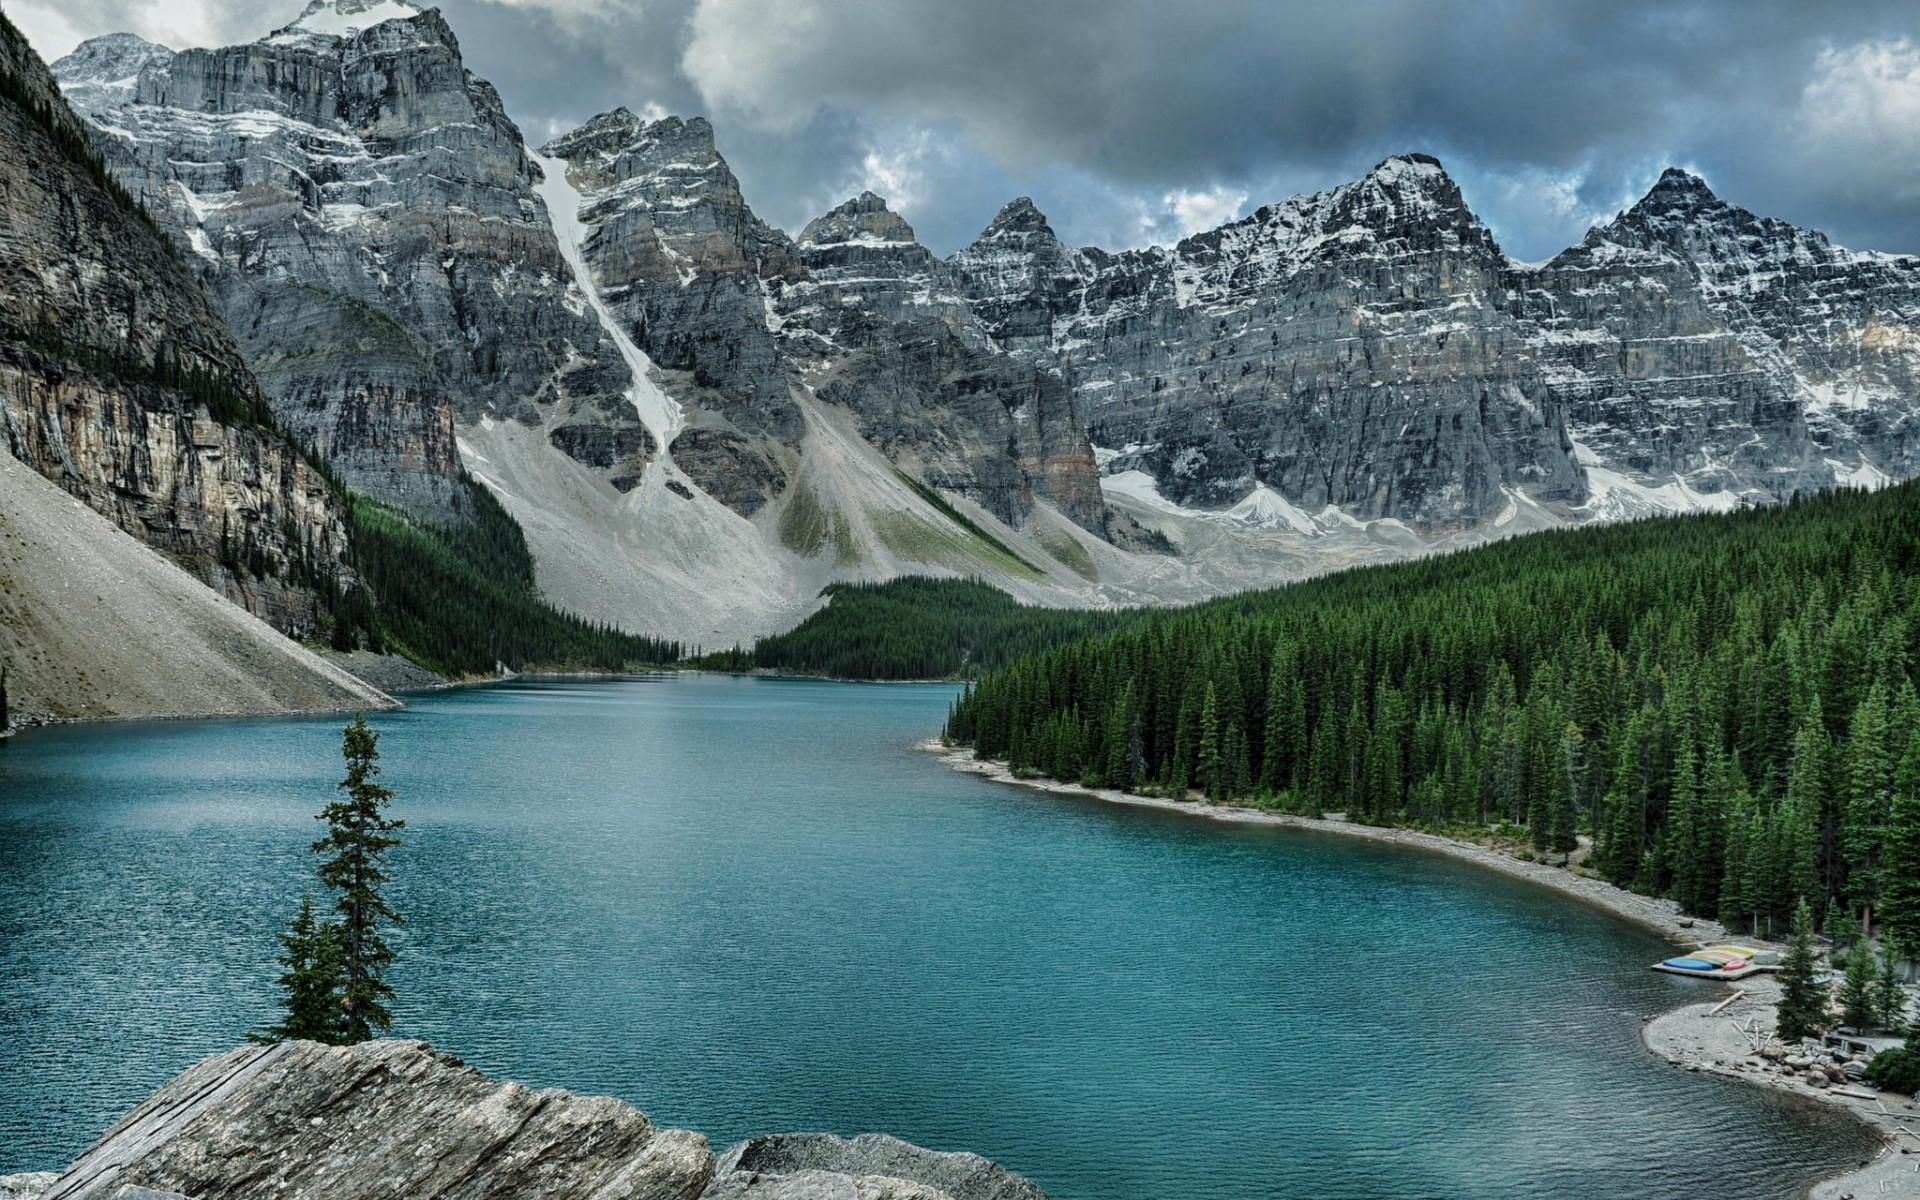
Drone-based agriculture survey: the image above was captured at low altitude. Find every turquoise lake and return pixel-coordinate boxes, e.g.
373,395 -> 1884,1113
0,675 -> 1874,1197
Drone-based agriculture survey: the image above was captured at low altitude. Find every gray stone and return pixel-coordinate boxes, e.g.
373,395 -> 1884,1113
712,1133 -> 1049,1200
28,1043 -> 1046,1200
0,1173 -> 56,1200
53,2 -> 652,517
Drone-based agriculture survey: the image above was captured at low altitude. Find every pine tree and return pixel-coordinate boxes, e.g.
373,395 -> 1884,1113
1874,936 -> 1908,1033
1839,942 -> 1878,1032
252,894 -> 345,1044
1880,737 -> 1920,952
315,715 -> 406,1043
1774,898 -> 1830,1044
1197,683 -> 1223,801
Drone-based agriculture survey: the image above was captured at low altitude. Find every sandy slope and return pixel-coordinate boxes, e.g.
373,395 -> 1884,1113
0,455 -> 395,722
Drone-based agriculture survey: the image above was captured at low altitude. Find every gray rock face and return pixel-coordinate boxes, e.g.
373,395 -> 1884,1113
36,1041 -> 712,1200
0,11 -> 349,637
950,156 -> 1920,528
1509,169 -> 1920,514
711,1134 -> 1049,1200
30,1043 -> 1046,1200
0,1173 -> 56,1200
952,155 -> 1585,525
53,0 -> 651,517
539,111 -> 1108,533
538,109 -> 798,513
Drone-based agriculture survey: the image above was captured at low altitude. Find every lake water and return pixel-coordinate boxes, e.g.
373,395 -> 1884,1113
0,675 -> 1874,1197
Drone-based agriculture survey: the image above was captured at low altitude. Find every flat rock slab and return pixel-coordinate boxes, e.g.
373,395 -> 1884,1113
25,1043 -> 1048,1200
35,1041 -> 712,1200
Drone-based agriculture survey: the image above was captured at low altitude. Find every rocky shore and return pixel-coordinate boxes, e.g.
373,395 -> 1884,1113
0,1040 -> 1048,1200
927,742 -> 1919,1199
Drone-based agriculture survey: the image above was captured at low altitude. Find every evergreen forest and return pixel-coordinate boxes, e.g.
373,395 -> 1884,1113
944,483 -> 1920,947
698,577 -> 1140,679
343,481 -> 680,677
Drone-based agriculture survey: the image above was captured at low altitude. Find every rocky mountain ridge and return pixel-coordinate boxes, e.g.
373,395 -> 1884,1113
53,0 -> 650,519
952,156 -> 1918,527
3,1040 -> 1048,1200
43,0 -> 1920,647
0,9 -> 351,639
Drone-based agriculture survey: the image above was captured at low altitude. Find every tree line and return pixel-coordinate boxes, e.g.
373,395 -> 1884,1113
344,483 -> 681,677
698,576 -> 1142,679
946,483 -> 1920,947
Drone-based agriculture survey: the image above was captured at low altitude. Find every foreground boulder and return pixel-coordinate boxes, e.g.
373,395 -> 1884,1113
710,1134 -> 1049,1200
23,1042 -> 1046,1200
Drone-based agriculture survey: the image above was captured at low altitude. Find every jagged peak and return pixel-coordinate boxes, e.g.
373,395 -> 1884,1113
1637,167 -> 1721,209
800,191 -> 918,247
1364,152 -> 1450,185
539,108 -> 724,179
977,196 -> 1055,241
273,0 -> 425,42
52,32 -> 175,86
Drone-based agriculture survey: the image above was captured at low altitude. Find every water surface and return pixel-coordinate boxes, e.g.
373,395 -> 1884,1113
0,676 -> 1873,1197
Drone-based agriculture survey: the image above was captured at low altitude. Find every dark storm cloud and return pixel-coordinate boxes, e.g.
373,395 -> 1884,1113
15,0 -> 1920,258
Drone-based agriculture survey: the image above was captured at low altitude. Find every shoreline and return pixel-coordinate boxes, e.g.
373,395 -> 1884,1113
923,741 -> 1907,1200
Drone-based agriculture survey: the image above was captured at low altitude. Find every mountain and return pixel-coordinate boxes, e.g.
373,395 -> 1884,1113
47,2 -> 1920,650
0,10 -> 392,718
0,9 -> 351,640
52,0 -> 648,520
952,157 -> 1919,528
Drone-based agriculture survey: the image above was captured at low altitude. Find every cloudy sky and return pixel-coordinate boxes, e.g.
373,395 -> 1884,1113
11,0 -> 1920,259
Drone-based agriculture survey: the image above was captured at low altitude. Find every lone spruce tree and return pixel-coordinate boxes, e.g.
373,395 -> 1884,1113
1774,898 -> 1830,1044
315,714 -> 405,1042
251,894 -> 344,1044
1839,942 -> 1878,1032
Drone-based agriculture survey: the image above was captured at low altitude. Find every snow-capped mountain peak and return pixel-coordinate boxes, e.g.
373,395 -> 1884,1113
276,0 -> 423,42
799,191 -> 919,248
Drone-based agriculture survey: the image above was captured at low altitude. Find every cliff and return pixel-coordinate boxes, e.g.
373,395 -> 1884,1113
7,1040 -> 1048,1200
0,10 -> 351,639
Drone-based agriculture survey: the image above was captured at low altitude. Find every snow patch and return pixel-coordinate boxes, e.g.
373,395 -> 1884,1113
1828,456 -> 1893,490
1102,471 -> 1331,538
529,150 -> 683,448
1572,438 -> 1745,521
286,0 -> 422,38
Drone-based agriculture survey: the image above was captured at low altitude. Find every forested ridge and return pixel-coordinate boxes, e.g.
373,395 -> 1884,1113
343,481 -> 681,677
945,483 -> 1920,946
698,577 -> 1140,679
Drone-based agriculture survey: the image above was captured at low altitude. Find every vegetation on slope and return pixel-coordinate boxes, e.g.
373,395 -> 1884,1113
697,576 -> 1140,680
343,479 -> 680,677
945,484 -> 1920,946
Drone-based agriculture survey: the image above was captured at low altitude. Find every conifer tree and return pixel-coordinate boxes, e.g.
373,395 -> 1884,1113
1880,738 -> 1920,952
1875,936 -> 1908,1032
251,894 -> 344,1044
1774,898 -> 1830,1044
1839,942 -> 1878,1032
1198,683 -> 1223,801
315,715 -> 406,1043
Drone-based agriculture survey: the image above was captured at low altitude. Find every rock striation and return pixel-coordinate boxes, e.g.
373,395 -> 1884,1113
710,1134 -> 1049,1200
19,1041 -> 1047,1200
53,0 -> 651,517
950,156 -> 1920,527
0,10 -> 349,638
37,0 -> 1920,645
535,111 -> 1108,534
